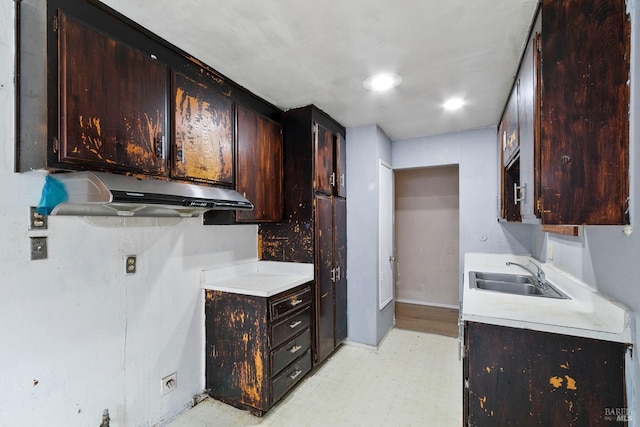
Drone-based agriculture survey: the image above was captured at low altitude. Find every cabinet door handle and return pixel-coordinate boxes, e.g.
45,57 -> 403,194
340,174 -> 345,188
514,183 -> 526,205
289,344 -> 302,354
289,369 -> 302,380
291,299 -> 303,307
330,172 -> 336,187
155,135 -> 165,159
178,143 -> 185,163
336,266 -> 341,281
289,320 -> 302,329
331,268 -> 336,282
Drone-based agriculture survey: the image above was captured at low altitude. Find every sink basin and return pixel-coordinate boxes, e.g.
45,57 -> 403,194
469,271 -> 569,299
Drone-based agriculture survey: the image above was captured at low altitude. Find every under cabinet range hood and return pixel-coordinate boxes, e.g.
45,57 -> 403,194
47,172 -> 253,217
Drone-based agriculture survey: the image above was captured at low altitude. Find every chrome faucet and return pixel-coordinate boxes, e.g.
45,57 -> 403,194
505,260 -> 547,289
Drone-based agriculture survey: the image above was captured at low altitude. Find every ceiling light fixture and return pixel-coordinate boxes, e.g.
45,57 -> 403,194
443,97 -> 465,111
363,73 -> 402,92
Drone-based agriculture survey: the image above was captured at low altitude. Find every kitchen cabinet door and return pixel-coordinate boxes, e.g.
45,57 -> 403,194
539,0 -> 629,225
516,24 -> 541,223
58,11 -> 168,175
173,71 -> 234,185
335,134 -> 347,198
315,195 -> 335,363
465,322 -> 627,426
314,123 -> 335,196
501,83 -> 519,168
235,104 -> 283,222
333,197 -> 347,344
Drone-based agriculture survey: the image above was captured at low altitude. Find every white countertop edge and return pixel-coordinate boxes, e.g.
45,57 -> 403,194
462,252 -> 632,343
201,260 -> 314,297
203,275 -> 312,298
461,313 -> 632,343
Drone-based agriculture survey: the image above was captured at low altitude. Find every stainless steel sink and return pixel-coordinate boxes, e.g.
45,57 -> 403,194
469,271 -> 569,299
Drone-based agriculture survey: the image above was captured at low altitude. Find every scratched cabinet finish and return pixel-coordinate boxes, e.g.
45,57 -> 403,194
539,0 -> 629,224
235,104 -> 283,222
57,12 -> 168,175
314,124 -> 347,197
464,322 -> 627,426
259,105 -> 347,365
205,283 -> 312,415
172,72 -> 233,185
498,0 -> 630,225
315,195 -> 347,364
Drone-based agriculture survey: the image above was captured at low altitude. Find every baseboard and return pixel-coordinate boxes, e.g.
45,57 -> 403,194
395,299 -> 459,310
343,326 -> 394,352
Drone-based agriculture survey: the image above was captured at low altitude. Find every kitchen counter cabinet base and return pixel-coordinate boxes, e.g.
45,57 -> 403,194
205,283 -> 312,415
465,322 -> 627,426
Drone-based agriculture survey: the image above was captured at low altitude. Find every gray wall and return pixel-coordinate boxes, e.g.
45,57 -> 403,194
346,125 -> 394,346
392,128 -> 535,298
0,4 -> 259,425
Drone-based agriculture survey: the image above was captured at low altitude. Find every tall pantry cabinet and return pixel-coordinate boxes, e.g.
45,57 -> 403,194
260,105 -> 347,365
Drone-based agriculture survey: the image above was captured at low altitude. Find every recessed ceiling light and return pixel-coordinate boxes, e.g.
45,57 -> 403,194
363,73 -> 402,92
443,97 -> 464,111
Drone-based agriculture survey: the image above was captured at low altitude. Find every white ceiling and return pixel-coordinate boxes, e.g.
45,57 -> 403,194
102,0 -> 539,141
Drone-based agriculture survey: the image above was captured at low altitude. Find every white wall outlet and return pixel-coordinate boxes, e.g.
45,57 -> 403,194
125,255 -> 137,274
161,372 -> 177,395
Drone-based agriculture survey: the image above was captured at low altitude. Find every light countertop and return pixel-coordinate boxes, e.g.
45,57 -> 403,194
462,253 -> 631,343
201,260 -> 313,297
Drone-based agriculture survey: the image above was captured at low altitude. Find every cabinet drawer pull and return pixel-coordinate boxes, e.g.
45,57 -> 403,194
289,320 -> 302,329
289,369 -> 302,380
291,299 -> 303,307
289,344 -> 302,354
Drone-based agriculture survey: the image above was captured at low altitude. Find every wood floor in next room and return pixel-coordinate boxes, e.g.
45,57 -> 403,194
395,302 -> 460,337
168,328 -> 462,426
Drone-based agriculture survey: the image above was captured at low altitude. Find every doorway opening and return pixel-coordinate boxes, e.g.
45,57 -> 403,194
393,165 -> 459,337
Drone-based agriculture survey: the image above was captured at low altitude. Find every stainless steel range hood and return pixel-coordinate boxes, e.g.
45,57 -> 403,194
48,172 -> 253,217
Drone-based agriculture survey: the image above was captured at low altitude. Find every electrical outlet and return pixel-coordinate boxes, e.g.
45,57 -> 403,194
161,372 -> 177,395
125,255 -> 136,274
30,237 -> 48,260
29,207 -> 47,230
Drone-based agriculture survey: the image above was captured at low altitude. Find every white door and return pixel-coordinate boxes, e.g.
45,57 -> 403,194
379,160 -> 394,309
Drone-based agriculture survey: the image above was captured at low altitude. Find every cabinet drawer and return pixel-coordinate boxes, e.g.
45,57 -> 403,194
271,350 -> 312,404
271,328 -> 311,377
270,286 -> 311,320
270,306 -> 311,349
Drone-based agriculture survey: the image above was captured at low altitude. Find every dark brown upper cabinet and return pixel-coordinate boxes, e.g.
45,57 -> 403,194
58,11 -> 168,175
235,104 -> 283,222
335,133 -> 347,198
18,0 -> 282,192
314,124 -> 346,198
172,72 -> 233,186
539,0 -> 629,225
499,83 -> 521,222
498,0 -> 630,225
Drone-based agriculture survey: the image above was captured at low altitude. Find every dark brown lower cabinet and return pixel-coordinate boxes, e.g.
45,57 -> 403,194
205,283 -> 312,415
464,322 -> 628,426
315,195 -> 347,364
